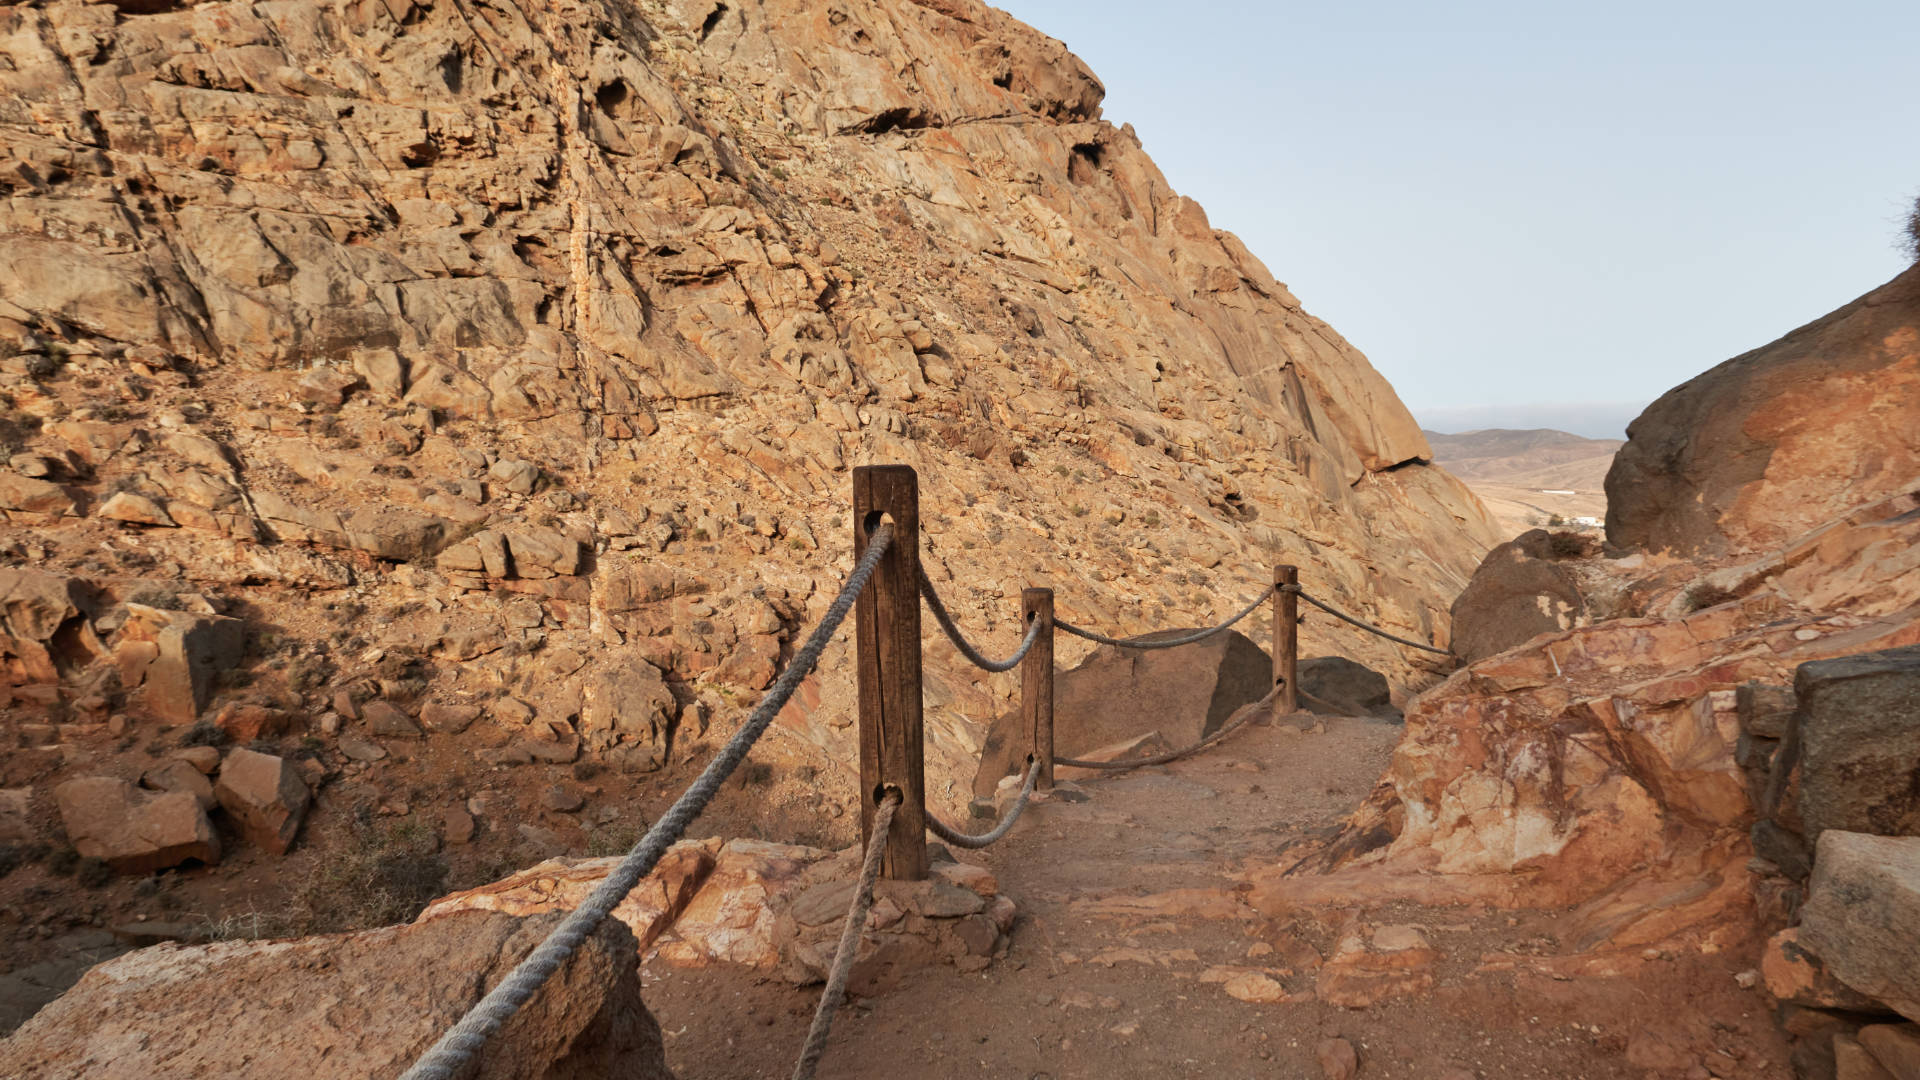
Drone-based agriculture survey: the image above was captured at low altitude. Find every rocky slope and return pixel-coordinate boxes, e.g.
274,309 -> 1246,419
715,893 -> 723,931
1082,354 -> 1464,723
0,0 -> 1498,959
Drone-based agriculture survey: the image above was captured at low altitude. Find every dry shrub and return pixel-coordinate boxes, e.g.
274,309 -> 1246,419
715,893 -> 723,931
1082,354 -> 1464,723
291,812 -> 447,934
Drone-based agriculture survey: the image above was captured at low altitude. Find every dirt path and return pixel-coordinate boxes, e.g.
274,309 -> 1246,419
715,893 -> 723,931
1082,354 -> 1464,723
643,716 -> 1790,1079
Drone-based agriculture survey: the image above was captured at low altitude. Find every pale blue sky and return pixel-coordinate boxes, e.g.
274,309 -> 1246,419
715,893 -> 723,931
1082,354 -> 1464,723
999,1 -> 1920,437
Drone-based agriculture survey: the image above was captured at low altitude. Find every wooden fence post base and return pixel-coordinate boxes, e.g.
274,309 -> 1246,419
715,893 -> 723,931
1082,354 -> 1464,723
1021,588 -> 1054,790
854,465 -> 926,880
1274,565 -> 1298,713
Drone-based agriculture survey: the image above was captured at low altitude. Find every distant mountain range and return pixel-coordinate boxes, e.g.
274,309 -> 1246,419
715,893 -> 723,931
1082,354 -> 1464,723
1422,428 -> 1623,537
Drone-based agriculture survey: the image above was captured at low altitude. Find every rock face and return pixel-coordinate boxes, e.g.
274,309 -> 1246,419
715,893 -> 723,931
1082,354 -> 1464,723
52,776 -> 220,874
1794,644 -> 1920,841
972,626 -> 1271,796
1607,263 -> 1920,557
1799,832 -> 1920,1023
1260,482 -> 1920,955
0,910 -> 672,1080
0,0 -> 1499,820
1448,529 -> 1588,663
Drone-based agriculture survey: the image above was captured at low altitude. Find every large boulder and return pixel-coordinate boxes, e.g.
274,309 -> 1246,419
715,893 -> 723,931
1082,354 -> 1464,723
1298,656 -> 1396,718
1795,644 -> 1920,841
52,776 -> 220,874
1448,529 -> 1587,663
1799,831 -> 1920,1023
1606,263 -> 1920,557
0,910 -> 673,1080
972,628 -> 1270,797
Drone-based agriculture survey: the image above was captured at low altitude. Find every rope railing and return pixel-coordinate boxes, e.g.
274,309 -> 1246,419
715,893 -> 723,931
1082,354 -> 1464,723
791,790 -> 901,1080
398,523 -> 895,1080
926,756 -> 1042,849
1285,584 -> 1453,656
395,464 -> 1462,1080
1053,693 -> 1268,771
919,566 -> 1045,672
1054,585 -> 1274,650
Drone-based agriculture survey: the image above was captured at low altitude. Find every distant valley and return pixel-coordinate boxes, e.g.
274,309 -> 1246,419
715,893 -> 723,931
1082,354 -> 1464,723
1423,428 -> 1623,538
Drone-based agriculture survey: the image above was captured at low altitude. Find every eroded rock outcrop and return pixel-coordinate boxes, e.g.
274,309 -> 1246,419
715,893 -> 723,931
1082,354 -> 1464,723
1607,264 -> 1920,557
0,910 -> 671,1080
0,0 -> 1496,818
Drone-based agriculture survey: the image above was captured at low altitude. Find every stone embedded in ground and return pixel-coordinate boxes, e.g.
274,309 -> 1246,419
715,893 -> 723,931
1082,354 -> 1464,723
1314,923 -> 1438,1008
1315,1036 -> 1359,1080
1857,1023 -> 1920,1080
0,910 -> 671,1080
116,604 -> 243,724
1795,644 -> 1920,840
1448,528 -> 1588,662
362,701 -> 422,739
1222,971 -> 1286,1003
52,776 -> 219,874
418,703 -> 482,734
212,749 -> 311,855
1800,832 -> 1920,1022
974,628 -> 1272,797
578,663 -> 676,765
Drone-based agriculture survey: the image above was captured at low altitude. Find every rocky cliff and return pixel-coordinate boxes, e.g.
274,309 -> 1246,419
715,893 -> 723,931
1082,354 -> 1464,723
0,0 -> 1496,897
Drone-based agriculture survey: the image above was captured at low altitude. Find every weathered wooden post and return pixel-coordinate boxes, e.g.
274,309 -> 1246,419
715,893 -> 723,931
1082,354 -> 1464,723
1021,587 -> 1055,790
1274,565 -> 1299,712
853,465 -> 926,880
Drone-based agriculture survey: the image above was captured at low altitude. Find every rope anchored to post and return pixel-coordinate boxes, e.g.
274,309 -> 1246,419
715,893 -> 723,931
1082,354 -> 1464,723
1054,586 -> 1275,650
924,756 -> 1042,849
791,790 -> 902,1080
918,566 -> 1046,673
1284,584 -> 1454,656
397,524 -> 896,1080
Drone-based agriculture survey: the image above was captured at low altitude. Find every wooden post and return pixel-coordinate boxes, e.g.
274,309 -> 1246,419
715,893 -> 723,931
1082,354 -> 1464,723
1274,565 -> 1298,712
853,465 -> 926,880
1021,587 -> 1055,791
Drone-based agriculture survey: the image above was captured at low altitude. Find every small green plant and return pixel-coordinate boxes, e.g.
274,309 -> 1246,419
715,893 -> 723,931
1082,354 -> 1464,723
1070,503 -> 1089,517
1052,465 -> 1069,478
1547,513 -> 1566,527
690,528 -> 711,542
45,848 -> 80,876
737,761 -> 775,788
1141,510 -> 1161,528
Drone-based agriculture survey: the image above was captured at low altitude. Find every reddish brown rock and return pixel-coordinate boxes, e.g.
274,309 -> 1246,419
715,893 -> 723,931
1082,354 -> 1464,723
117,605 -> 243,725
1608,263 -> 1920,557
0,911 -> 671,1080
212,749 -> 311,855
52,776 -> 220,874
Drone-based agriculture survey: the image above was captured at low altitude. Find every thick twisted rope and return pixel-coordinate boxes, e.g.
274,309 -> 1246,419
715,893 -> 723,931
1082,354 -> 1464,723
1054,702 -> 1263,771
1054,585 -> 1273,650
1285,585 -> 1453,656
399,524 -> 896,1080
925,756 -> 1041,849
791,791 -> 900,1080
918,566 -> 1044,673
